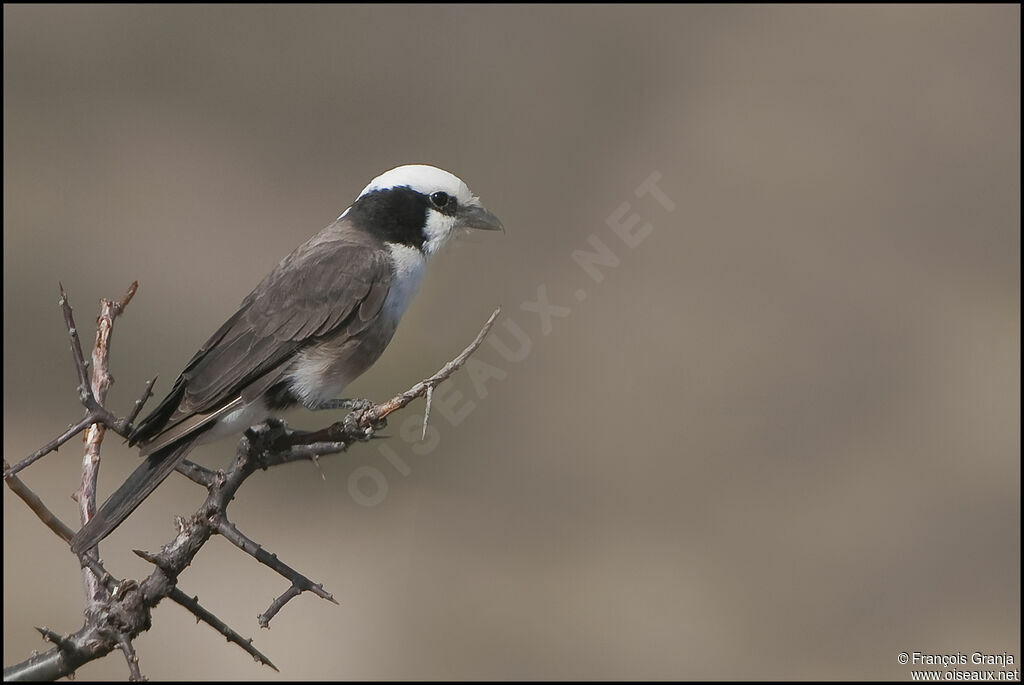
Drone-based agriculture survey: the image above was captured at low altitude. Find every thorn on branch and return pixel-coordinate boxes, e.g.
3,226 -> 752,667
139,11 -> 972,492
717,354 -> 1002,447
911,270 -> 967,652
422,383 -> 434,440
132,548 -> 170,571
310,453 -> 326,480
36,626 -> 74,652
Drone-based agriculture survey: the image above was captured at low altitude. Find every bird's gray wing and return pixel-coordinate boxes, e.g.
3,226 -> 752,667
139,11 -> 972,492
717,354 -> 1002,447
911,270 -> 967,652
131,228 -> 392,449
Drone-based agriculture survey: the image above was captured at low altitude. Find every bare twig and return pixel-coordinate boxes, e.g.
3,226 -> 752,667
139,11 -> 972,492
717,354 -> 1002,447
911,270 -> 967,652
167,588 -> 277,671
4,286 -> 146,481
3,416 -> 96,479
212,515 -> 337,627
124,376 -> 158,429
59,282 -> 95,409
2,459 -> 76,543
78,551 -> 117,591
4,304 -> 502,680
258,585 -> 303,629
78,283 -> 137,601
116,635 -> 143,682
281,441 -> 349,463
361,306 -> 501,428
1,467 -> 122,597
4,640 -> 81,682
174,459 -> 219,487
115,280 -> 139,311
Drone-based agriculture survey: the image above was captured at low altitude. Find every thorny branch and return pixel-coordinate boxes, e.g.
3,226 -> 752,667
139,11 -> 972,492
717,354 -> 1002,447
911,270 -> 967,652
78,282 -> 139,606
3,284 -> 501,681
4,284 -> 152,480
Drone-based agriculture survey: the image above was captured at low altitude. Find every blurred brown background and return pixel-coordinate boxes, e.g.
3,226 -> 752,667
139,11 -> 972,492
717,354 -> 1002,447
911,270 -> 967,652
4,4 -> 1020,681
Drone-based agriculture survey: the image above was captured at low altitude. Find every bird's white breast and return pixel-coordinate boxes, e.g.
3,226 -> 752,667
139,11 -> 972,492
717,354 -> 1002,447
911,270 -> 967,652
383,242 -> 427,324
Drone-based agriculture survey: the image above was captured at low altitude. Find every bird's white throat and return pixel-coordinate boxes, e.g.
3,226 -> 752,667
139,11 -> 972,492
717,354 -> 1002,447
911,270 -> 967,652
383,242 -> 427,323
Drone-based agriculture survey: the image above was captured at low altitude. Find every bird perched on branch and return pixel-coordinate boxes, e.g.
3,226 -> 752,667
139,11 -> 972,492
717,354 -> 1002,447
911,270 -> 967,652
70,164 -> 502,555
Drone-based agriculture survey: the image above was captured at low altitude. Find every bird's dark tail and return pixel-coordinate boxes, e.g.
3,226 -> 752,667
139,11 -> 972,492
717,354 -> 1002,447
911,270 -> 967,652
70,437 -> 198,555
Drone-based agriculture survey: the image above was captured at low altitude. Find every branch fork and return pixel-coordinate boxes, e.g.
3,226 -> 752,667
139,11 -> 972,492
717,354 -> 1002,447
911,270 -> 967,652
4,282 -> 500,681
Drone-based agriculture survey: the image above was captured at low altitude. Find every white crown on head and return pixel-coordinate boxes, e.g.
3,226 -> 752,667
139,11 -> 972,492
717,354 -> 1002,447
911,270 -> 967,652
357,164 -> 472,202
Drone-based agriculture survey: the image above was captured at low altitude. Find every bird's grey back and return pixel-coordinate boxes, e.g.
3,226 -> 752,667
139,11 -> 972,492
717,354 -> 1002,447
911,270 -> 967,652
131,218 -> 395,448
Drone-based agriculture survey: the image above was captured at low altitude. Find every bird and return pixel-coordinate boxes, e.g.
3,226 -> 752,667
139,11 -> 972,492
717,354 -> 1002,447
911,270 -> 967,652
69,164 -> 502,555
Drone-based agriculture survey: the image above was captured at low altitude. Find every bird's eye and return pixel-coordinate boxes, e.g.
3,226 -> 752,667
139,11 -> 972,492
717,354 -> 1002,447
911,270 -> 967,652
429,192 -> 450,209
